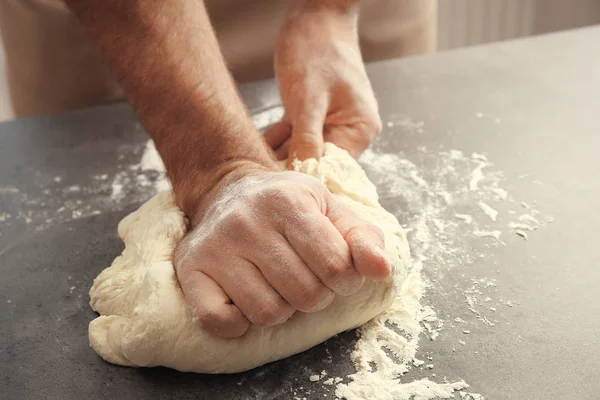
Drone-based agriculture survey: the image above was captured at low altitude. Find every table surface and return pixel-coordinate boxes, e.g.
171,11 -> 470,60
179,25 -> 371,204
1,27 -> 599,400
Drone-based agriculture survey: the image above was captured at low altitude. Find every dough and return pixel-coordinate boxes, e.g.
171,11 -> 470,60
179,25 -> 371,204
88,143 -> 411,373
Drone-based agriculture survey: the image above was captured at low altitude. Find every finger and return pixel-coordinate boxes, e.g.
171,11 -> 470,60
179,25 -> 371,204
323,124 -> 374,159
345,225 -> 390,280
249,233 -> 334,313
280,204 -> 364,296
179,270 -> 250,338
208,258 -> 296,327
325,199 -> 391,281
275,139 -> 291,161
287,96 -> 329,167
263,120 -> 291,150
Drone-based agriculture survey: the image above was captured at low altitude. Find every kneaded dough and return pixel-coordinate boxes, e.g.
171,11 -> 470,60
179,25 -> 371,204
89,143 -> 410,373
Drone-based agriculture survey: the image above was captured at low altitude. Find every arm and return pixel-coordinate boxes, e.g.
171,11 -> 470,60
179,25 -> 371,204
67,0 -> 390,338
65,0 -> 277,219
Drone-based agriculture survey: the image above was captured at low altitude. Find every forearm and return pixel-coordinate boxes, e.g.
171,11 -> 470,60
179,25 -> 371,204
66,0 -> 276,217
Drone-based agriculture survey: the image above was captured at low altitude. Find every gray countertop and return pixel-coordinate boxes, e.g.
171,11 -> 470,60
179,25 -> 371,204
1,27 -> 599,400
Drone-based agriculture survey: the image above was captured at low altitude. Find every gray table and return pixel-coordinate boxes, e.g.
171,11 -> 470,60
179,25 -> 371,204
1,27 -> 599,400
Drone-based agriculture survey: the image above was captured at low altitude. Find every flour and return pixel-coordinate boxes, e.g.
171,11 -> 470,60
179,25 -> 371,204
140,140 -> 166,172
478,202 -> 498,221
332,258 -> 466,399
473,230 -> 502,240
109,140 -> 169,201
454,214 -> 473,224
111,180 -> 123,199
518,214 -> 540,226
323,133 -> 556,400
469,163 -> 485,191
508,222 -> 536,231
460,392 -> 485,400
492,188 -> 508,201
384,114 -> 425,134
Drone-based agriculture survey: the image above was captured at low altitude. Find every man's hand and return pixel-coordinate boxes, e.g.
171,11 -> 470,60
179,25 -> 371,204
265,0 -> 382,164
174,167 -> 391,338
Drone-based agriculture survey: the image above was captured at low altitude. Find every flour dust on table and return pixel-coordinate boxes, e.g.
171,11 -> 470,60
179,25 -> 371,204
88,144 -> 411,374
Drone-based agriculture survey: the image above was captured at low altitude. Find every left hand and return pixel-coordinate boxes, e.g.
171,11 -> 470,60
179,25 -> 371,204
264,1 -> 382,165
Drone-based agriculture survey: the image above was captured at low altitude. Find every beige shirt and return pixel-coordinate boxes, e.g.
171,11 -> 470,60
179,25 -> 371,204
0,0 -> 436,118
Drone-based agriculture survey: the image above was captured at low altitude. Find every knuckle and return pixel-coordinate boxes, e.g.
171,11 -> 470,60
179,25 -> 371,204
295,283 -> 333,312
268,186 -> 299,209
322,255 -> 350,282
252,301 -> 293,327
194,306 -> 222,327
225,210 -> 256,236
322,255 -> 363,295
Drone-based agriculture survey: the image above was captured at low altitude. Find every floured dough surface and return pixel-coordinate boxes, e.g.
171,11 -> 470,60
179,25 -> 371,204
88,143 -> 410,373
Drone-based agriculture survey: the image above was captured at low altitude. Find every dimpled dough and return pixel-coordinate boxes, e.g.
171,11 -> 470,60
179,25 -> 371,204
88,143 -> 411,373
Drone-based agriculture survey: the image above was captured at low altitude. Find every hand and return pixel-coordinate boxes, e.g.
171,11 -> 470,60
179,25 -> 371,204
265,1 -> 382,165
174,166 -> 391,338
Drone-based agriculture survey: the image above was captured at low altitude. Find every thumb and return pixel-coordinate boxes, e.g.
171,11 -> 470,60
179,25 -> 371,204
287,96 -> 328,167
325,197 -> 391,281
263,120 -> 291,151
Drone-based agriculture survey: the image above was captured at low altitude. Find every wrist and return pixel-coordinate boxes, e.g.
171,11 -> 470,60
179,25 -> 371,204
146,98 -> 278,220
173,150 -> 278,225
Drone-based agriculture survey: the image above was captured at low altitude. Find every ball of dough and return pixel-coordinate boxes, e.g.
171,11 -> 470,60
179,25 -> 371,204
88,143 -> 410,373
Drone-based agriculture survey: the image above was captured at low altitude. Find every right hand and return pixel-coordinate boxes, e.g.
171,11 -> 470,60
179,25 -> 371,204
174,168 -> 391,338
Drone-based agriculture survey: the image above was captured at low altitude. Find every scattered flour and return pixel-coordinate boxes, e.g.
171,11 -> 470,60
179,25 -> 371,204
469,163 -> 486,191
518,214 -> 540,226
460,391 -> 485,400
140,140 -> 166,172
454,214 -> 473,224
478,202 -> 498,222
473,230 -> 502,240
328,134 -> 554,399
508,222 -> 536,231
492,188 -> 508,201
110,140 -> 170,200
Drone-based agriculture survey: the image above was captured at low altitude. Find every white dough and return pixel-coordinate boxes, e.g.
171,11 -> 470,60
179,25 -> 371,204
88,143 -> 410,373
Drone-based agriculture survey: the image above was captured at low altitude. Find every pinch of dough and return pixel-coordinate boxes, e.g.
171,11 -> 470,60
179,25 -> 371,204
88,143 -> 411,373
